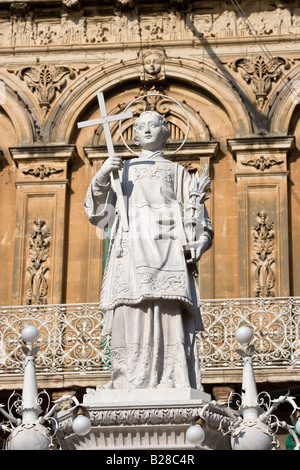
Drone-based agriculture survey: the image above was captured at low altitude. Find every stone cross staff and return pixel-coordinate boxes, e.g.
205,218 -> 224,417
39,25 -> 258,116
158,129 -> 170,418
78,92 -> 133,231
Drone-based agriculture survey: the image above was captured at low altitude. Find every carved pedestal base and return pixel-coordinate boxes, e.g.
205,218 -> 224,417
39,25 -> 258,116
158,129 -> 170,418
56,388 -> 231,450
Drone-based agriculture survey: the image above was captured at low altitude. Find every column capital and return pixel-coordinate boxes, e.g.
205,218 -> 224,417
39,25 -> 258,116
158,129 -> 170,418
9,144 -> 76,186
228,135 -> 295,179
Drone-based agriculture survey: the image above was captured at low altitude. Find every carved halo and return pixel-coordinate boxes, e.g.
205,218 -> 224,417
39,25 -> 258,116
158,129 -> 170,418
119,93 -> 190,158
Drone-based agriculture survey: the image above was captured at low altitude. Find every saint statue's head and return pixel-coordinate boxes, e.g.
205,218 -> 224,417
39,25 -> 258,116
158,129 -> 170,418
133,111 -> 171,152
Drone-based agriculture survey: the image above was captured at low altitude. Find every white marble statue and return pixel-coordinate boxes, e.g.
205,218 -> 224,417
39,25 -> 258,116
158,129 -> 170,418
84,110 -> 213,390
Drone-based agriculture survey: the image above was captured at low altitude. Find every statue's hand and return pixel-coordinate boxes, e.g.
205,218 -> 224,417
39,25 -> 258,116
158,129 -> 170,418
185,235 -> 210,264
97,155 -> 123,180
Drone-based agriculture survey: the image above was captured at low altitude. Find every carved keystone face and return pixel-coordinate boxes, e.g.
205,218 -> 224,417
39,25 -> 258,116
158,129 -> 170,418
134,112 -> 166,151
144,53 -> 162,75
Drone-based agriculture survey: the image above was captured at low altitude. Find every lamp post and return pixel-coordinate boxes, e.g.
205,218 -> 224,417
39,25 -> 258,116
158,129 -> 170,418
186,326 -> 300,450
230,326 -> 274,450
0,325 -> 91,450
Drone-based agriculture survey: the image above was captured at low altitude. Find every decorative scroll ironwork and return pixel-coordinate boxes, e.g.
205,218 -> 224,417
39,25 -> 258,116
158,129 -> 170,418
0,298 -> 299,376
0,303 -> 110,375
26,219 -> 50,305
252,211 -> 275,298
198,297 -> 300,370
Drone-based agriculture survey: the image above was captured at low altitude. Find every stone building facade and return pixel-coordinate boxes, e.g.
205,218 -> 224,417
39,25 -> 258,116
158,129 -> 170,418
0,0 -> 300,442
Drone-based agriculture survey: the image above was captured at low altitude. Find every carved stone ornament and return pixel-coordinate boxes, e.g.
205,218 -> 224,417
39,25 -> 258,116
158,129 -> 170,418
242,155 -> 284,171
116,0 -> 133,7
252,211 -> 275,298
22,164 -> 63,179
140,49 -> 166,84
10,2 -> 29,14
59,404 -> 228,430
62,0 -> 81,10
229,55 -> 291,108
8,64 -> 88,116
3,6 -> 300,48
26,219 -> 50,305
56,400 -> 231,450
136,88 -> 170,113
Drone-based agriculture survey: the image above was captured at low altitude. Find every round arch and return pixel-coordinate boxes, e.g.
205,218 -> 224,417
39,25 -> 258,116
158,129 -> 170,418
269,64 -> 300,134
46,58 -> 253,144
0,76 -> 36,144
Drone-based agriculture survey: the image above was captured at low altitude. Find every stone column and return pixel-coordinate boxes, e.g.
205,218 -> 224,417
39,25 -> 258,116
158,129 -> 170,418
228,136 -> 295,298
10,145 -> 76,305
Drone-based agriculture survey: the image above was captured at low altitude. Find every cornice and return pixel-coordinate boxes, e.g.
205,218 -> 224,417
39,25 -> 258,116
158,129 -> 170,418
9,144 -> 77,165
84,141 -> 220,163
2,34 -> 300,57
227,135 -> 296,155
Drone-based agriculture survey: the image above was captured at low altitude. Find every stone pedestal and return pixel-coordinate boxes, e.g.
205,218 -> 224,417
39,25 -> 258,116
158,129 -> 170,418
56,388 -> 231,450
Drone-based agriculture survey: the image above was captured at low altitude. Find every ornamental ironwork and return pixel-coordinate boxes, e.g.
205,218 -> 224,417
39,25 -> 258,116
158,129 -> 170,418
0,298 -> 299,375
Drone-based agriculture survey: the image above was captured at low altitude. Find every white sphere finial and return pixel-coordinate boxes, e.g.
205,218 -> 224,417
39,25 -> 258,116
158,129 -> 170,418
236,326 -> 254,346
186,424 -> 205,445
72,414 -> 91,436
21,325 -> 39,344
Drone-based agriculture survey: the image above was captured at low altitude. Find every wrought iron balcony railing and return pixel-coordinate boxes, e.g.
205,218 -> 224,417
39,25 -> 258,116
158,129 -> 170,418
0,297 -> 299,377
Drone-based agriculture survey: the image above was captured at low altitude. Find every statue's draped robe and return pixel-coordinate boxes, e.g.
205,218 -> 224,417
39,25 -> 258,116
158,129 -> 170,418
84,152 -> 213,390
